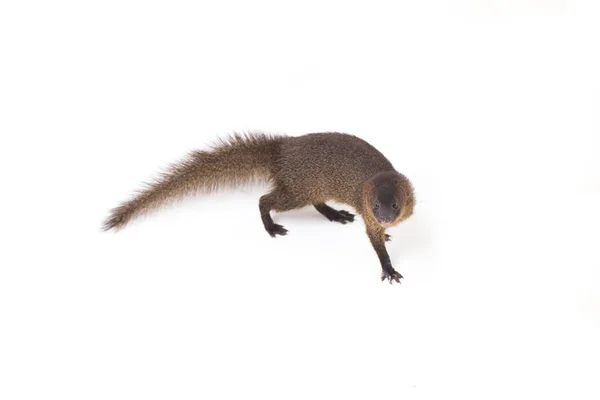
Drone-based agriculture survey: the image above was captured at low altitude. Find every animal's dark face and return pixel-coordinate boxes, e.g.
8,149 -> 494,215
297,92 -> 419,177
371,182 -> 403,227
364,171 -> 415,228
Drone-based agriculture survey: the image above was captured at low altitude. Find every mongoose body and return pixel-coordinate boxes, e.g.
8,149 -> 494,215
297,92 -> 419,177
104,132 -> 415,283
276,133 -> 393,206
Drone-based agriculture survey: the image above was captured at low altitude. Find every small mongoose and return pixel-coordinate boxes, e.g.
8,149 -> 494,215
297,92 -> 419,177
103,132 -> 415,283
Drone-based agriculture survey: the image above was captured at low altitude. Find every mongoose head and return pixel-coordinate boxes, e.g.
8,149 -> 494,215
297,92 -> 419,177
364,172 -> 415,228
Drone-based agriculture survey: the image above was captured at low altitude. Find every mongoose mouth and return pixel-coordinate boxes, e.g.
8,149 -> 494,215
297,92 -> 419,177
378,219 -> 395,228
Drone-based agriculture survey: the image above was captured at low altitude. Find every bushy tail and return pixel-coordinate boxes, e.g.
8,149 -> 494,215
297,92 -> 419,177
102,132 -> 286,231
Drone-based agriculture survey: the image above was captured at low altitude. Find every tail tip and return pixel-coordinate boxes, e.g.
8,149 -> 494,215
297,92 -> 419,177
101,207 -> 130,232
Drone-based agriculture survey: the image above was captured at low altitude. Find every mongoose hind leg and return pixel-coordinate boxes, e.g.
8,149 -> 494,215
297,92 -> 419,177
259,189 -> 307,237
314,203 -> 355,224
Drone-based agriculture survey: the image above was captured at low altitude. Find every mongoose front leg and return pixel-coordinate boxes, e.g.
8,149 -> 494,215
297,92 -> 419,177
314,203 -> 355,224
367,227 -> 403,284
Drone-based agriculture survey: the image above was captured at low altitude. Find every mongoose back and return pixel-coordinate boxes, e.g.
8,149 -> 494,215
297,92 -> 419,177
103,132 -> 415,283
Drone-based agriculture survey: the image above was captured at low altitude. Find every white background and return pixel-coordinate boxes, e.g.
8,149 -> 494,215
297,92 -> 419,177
1,1 -> 599,399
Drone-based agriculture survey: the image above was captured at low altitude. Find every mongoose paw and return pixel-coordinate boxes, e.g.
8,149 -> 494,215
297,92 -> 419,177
338,210 -> 355,222
381,268 -> 403,284
266,224 -> 288,237
328,209 -> 355,224
385,234 -> 392,242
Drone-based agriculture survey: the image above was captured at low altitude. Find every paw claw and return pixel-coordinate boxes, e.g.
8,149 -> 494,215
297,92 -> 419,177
328,209 -> 355,224
339,210 -> 355,222
267,224 -> 288,237
381,269 -> 403,284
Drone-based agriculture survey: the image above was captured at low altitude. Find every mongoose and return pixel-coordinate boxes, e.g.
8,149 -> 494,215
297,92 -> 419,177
103,132 -> 415,284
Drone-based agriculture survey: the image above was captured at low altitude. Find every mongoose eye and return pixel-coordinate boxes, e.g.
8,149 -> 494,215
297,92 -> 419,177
374,201 -> 380,210
392,203 -> 399,210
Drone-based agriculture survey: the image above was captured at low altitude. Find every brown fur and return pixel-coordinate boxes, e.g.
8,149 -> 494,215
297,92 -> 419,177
103,131 -> 415,283
102,132 -> 285,231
